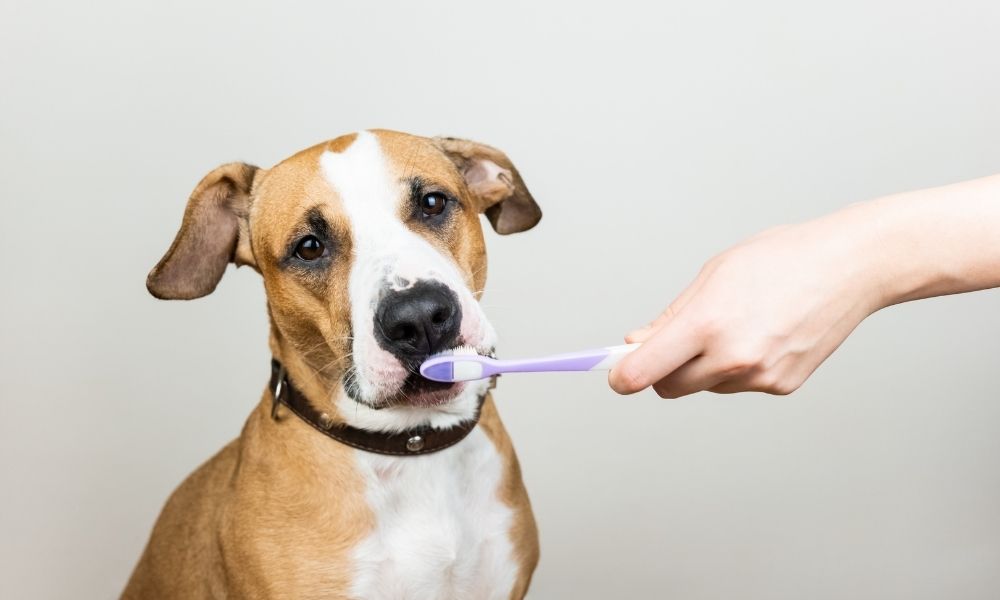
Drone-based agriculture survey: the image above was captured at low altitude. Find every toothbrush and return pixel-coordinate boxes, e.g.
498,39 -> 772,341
419,343 -> 641,383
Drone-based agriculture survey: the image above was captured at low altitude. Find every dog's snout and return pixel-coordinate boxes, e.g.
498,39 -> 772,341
375,281 -> 462,360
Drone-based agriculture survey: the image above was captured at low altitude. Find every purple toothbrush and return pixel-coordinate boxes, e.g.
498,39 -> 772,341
419,343 -> 641,383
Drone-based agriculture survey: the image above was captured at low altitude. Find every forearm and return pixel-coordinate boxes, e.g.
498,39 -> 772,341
852,175 -> 1000,310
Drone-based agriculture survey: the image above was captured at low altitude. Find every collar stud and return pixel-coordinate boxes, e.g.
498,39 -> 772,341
406,435 -> 425,452
318,412 -> 334,430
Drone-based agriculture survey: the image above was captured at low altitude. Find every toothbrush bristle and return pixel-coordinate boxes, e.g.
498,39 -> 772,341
449,344 -> 480,356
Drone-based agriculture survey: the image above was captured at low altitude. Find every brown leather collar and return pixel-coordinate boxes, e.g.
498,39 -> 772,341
269,359 -> 485,456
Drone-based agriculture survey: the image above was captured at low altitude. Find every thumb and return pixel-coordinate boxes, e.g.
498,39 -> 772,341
609,318 -> 702,394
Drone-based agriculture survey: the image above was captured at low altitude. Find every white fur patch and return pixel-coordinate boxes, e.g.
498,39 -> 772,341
319,131 -> 497,432
348,428 -> 517,600
319,132 -> 517,598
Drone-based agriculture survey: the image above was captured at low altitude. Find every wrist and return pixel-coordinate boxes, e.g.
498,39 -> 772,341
823,195 -> 930,314
855,183 -> 992,310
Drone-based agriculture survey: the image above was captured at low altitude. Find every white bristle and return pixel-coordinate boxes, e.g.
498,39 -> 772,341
448,344 -> 481,357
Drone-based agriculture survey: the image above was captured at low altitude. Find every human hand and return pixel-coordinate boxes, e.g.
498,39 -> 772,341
608,204 -> 890,398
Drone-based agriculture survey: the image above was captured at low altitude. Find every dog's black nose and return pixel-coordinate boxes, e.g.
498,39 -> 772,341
375,281 -> 462,361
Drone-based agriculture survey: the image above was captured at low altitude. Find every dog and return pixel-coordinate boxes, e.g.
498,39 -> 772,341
123,130 -> 541,599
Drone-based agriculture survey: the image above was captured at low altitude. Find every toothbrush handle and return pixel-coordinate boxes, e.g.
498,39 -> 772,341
499,343 -> 641,374
591,343 -> 642,370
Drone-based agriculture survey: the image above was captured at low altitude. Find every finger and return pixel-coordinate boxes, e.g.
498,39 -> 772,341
625,275 -> 709,343
708,361 -> 808,396
708,379 -> 761,395
609,318 -> 703,394
625,309 -> 675,344
650,355 -> 729,399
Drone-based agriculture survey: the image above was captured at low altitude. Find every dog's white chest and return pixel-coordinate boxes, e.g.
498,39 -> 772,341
348,428 -> 517,600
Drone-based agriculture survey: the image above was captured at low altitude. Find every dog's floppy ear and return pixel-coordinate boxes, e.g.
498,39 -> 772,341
434,137 -> 541,234
146,162 -> 261,300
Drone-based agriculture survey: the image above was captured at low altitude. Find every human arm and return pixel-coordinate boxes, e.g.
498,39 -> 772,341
608,175 -> 1000,398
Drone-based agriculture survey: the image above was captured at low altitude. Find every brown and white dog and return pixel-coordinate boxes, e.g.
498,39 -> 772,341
124,130 -> 541,599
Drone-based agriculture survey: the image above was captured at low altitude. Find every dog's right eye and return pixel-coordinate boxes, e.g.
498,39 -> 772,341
420,192 -> 448,217
294,236 -> 325,261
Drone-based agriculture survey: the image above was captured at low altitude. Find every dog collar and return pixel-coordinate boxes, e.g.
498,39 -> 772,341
268,359 -> 486,456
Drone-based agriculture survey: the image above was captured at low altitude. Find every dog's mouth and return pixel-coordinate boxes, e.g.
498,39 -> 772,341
343,345 -> 494,409
344,375 -> 463,409
394,374 -> 464,407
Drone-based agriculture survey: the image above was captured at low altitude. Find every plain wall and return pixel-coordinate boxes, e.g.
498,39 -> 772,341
2,1 -> 1000,598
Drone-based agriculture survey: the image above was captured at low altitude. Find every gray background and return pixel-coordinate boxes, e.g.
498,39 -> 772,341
2,0 -> 999,598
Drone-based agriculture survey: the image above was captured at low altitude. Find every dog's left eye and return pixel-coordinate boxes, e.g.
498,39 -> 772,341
294,235 -> 325,261
420,192 -> 448,217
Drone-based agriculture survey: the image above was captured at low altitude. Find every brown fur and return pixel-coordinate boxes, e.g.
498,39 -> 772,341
126,130 -> 540,599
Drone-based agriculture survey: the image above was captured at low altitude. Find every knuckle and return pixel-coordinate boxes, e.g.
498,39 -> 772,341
692,316 -> 721,340
752,372 -> 799,395
703,250 -> 731,272
661,303 -> 680,321
750,371 -> 778,391
770,379 -> 801,396
720,347 -> 764,375
722,356 -> 755,375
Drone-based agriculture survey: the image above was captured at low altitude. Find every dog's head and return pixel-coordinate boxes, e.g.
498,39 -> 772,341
147,130 -> 540,429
